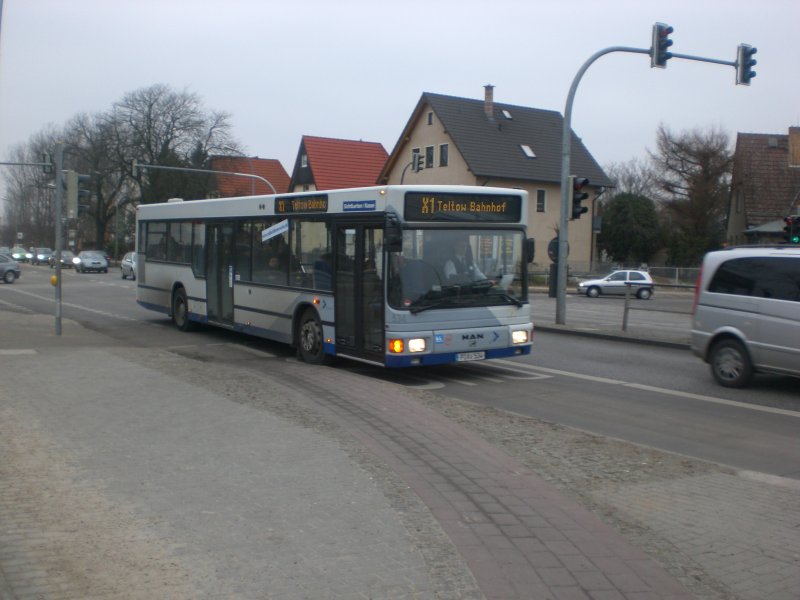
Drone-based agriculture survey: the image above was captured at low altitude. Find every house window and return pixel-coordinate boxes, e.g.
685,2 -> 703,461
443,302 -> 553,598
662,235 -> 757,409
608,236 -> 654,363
300,154 -> 308,168
427,112 -> 433,125
536,189 -> 546,213
439,144 -> 449,167
520,144 -> 536,158
425,146 -> 434,168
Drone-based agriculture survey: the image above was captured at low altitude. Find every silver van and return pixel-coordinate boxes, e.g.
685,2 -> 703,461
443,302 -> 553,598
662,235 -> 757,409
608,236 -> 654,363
691,246 -> 800,387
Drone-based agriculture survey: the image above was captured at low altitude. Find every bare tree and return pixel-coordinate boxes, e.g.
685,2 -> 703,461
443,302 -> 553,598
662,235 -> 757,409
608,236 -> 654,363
603,157 -> 656,199
649,124 -> 732,265
111,84 -> 237,204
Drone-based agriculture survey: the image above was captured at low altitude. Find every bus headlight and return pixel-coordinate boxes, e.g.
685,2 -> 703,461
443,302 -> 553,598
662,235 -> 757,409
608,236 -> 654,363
512,330 -> 529,344
388,338 -> 426,353
407,338 -> 426,353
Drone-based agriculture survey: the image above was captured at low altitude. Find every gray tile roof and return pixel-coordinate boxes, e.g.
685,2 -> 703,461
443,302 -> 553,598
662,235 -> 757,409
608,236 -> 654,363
424,92 -> 612,187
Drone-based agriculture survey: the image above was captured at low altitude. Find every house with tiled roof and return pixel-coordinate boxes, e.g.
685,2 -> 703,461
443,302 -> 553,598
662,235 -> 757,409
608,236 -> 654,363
727,127 -> 800,245
378,86 -> 612,269
289,135 -> 388,192
210,156 -> 290,196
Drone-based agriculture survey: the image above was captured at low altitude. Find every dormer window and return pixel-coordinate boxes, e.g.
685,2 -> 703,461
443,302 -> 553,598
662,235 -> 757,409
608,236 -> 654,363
520,144 -> 536,158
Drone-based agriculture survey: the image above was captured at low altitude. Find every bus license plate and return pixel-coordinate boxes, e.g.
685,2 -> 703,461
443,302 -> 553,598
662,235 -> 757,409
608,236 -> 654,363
456,351 -> 485,362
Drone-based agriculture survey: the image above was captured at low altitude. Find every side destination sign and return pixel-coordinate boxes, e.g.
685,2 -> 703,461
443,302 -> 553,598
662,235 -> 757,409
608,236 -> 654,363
404,192 -> 522,222
275,194 -> 328,214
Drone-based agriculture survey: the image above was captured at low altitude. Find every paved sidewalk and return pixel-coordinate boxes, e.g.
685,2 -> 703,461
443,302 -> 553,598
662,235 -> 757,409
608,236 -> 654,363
1,306 -> 798,599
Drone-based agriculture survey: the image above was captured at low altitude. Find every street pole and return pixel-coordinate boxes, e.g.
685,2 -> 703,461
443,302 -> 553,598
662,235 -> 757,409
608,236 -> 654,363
556,46 -> 649,324
135,162 -> 277,194
554,36 -> 745,324
54,142 -> 64,335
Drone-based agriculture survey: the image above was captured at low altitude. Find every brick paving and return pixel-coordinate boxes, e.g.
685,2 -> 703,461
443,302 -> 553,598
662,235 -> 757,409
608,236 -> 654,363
1,309 -> 799,599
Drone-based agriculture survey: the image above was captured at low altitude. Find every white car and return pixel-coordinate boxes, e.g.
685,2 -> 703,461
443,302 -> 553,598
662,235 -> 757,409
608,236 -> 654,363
74,250 -> 108,273
577,270 -> 654,299
120,251 -> 137,280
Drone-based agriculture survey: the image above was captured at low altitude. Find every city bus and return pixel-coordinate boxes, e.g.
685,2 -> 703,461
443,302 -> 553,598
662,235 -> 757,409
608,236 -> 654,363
135,185 -> 534,367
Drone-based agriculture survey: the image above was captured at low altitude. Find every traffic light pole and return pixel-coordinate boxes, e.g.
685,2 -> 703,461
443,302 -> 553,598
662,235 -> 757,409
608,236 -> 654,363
556,46 -> 649,325
54,142 -> 65,335
555,38 -> 754,325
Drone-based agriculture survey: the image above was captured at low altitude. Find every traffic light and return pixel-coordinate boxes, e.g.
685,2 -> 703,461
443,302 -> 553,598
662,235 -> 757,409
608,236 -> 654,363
569,176 -> 590,220
784,216 -> 800,244
411,152 -> 424,173
736,44 -> 757,85
65,170 -> 91,219
651,22 -> 674,68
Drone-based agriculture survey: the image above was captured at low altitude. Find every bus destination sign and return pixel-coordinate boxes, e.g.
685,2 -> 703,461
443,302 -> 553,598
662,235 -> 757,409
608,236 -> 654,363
404,192 -> 521,222
275,194 -> 329,214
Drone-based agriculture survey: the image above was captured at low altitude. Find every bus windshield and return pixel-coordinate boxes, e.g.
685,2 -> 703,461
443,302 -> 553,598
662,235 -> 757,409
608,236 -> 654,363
387,228 -> 526,312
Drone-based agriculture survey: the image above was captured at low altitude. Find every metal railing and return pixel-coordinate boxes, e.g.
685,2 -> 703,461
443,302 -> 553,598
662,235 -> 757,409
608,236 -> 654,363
621,282 -> 695,332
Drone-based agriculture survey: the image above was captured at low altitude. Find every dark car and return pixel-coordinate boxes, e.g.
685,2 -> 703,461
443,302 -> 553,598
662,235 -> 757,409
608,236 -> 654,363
49,250 -> 75,268
31,247 -> 54,265
0,253 -> 21,283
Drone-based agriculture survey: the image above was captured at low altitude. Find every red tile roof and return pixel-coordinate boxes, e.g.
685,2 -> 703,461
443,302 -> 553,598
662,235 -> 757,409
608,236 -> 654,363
211,156 -> 290,196
300,136 -> 388,190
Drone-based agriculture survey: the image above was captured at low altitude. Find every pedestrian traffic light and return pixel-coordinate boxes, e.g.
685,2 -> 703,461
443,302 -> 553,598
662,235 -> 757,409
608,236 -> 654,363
569,176 -> 590,220
651,22 -> 674,68
784,216 -> 800,244
736,44 -> 757,85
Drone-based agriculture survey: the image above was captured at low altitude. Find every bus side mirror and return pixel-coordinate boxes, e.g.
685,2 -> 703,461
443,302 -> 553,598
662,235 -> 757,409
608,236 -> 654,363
385,211 -> 403,252
525,238 -> 535,263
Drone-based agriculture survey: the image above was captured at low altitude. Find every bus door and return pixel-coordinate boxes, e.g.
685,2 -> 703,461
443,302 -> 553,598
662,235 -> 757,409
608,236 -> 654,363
207,222 -> 235,325
334,222 -> 385,363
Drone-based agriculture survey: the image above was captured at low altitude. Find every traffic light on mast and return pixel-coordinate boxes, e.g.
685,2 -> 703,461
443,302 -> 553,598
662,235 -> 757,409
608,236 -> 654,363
569,176 -> 590,220
736,44 -> 757,85
411,152 -> 424,173
651,22 -> 674,68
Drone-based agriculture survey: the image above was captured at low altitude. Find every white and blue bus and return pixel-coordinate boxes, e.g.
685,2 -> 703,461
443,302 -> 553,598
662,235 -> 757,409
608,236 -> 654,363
135,185 -> 534,367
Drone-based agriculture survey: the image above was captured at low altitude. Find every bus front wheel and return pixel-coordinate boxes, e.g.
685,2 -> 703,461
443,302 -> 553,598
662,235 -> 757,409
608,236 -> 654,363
172,287 -> 196,332
298,308 -> 326,364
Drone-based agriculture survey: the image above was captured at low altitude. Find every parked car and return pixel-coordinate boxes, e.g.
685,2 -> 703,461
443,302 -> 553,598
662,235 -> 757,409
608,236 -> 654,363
49,250 -> 75,268
10,246 -> 27,262
691,245 -> 800,388
0,253 -> 21,283
576,270 -> 654,299
120,251 -> 137,280
0,247 -> 10,255
74,250 -> 108,273
30,247 -> 53,265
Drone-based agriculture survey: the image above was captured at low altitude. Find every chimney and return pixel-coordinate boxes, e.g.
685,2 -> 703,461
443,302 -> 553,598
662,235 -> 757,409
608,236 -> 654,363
484,84 -> 495,119
789,127 -> 800,167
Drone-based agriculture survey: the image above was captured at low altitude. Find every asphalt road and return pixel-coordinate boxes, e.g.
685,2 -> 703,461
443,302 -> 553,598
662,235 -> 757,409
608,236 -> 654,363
5,265 -> 800,480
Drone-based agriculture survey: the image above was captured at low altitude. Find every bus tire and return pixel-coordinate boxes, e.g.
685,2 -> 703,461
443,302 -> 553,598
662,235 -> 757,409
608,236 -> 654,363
172,287 -> 196,332
298,308 -> 326,364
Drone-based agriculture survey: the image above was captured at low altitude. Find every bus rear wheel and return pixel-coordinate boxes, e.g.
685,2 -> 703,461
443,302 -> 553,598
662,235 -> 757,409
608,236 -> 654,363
172,287 -> 196,332
298,308 -> 326,364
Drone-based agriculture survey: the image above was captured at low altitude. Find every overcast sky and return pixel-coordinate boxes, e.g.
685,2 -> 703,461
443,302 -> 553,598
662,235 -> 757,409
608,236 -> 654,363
1,0 -> 798,194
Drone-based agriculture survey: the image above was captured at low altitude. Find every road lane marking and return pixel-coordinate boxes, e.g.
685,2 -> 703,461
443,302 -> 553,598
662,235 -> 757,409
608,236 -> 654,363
0,287 -> 138,321
494,359 -> 800,418
621,383 -> 800,418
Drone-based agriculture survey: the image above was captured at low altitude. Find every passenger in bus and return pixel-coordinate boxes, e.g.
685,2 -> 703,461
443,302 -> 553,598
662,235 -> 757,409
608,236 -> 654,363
266,236 -> 290,270
443,237 -> 486,282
